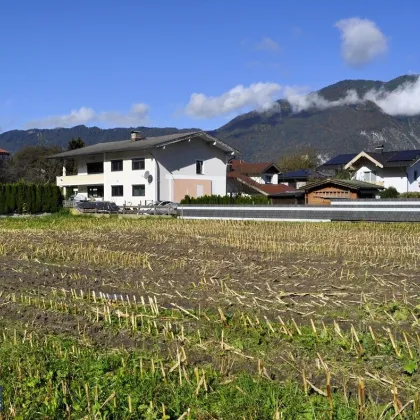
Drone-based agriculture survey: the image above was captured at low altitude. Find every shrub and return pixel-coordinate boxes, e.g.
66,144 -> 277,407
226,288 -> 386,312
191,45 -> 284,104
0,183 -> 62,214
400,192 -> 420,198
380,187 -> 399,198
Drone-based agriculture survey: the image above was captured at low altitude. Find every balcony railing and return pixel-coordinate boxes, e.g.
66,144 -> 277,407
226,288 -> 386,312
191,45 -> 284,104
56,173 -> 104,187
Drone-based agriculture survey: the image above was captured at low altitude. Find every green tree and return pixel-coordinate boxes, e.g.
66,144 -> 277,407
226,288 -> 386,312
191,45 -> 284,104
67,137 -> 85,150
277,148 -> 320,172
380,187 -> 399,198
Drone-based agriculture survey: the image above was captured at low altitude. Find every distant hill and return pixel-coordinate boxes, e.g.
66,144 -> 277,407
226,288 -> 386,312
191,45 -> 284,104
2,75 -> 420,161
213,75 -> 420,161
0,126 -> 198,153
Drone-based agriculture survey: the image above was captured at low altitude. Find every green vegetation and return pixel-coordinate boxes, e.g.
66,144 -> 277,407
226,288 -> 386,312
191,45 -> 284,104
0,216 -> 419,418
0,183 -> 62,214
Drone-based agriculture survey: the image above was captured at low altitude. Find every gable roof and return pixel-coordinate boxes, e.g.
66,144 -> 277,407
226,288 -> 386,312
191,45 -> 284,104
49,131 -> 238,159
229,160 -> 281,176
228,170 -> 298,196
321,149 -> 420,170
301,178 -> 384,192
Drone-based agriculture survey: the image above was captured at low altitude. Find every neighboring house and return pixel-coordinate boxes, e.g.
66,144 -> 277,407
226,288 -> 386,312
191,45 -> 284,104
278,169 -> 326,189
51,131 -> 237,205
320,149 -> 420,193
229,160 -> 281,184
0,148 -> 10,160
301,179 -> 384,205
227,159 -> 301,203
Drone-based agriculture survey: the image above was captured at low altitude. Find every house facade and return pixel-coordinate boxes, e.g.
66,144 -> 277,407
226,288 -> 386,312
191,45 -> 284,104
320,149 -> 420,194
52,131 -> 237,205
301,179 -> 384,205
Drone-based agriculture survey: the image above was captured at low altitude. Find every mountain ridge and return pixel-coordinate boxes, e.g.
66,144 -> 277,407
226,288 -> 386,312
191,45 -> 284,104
2,75 -> 420,161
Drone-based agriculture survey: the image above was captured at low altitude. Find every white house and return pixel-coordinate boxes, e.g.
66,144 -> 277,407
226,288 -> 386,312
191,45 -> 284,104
319,149 -> 420,194
51,131 -> 237,205
228,160 -> 281,184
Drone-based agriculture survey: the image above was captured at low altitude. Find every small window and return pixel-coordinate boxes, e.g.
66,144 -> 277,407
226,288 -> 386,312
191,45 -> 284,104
87,162 -> 104,174
196,160 -> 203,174
265,175 -> 273,184
414,170 -> 418,181
132,158 -> 145,170
132,185 -> 145,197
111,185 -> 124,197
111,160 -> 123,172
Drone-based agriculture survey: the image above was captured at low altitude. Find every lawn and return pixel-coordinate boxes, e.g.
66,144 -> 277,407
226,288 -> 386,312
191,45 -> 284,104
0,215 -> 419,418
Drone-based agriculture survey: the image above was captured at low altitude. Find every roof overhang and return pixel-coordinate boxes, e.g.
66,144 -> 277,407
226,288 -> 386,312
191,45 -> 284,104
344,151 -> 383,170
156,132 -> 239,155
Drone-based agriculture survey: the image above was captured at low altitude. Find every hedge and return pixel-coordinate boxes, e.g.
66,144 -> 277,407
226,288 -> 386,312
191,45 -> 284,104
0,183 -> 63,214
180,194 -> 271,205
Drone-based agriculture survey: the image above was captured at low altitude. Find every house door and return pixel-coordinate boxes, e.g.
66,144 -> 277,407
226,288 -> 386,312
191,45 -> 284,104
196,184 -> 204,197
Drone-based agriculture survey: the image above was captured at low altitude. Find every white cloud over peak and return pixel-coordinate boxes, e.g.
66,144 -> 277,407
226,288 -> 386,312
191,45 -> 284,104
255,37 -> 281,53
25,103 -> 150,128
184,82 -> 282,119
335,18 -> 388,67
284,76 -> 420,117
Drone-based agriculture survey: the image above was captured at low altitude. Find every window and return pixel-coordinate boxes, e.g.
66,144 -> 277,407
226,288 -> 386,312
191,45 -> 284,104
196,160 -> 204,174
265,175 -> 273,184
88,186 -> 104,198
132,185 -> 145,197
132,158 -> 145,170
111,185 -> 124,197
111,160 -> 123,172
414,170 -> 418,181
363,171 -> 377,183
86,162 -> 103,174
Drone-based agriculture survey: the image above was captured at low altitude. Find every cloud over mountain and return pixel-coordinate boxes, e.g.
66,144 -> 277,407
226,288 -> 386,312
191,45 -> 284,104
184,82 -> 281,118
26,103 -> 150,129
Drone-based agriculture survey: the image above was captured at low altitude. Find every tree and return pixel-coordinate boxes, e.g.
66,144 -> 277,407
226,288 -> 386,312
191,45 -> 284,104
1,145 -> 63,184
277,148 -> 320,172
380,187 -> 399,198
67,137 -> 85,151
66,137 -> 85,175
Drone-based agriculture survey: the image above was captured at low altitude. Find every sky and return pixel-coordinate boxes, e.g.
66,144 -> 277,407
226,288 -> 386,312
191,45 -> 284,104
1,0 -> 419,133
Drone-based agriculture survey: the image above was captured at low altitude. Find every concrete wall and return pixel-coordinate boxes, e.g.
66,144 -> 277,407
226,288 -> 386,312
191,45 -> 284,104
179,201 -> 420,222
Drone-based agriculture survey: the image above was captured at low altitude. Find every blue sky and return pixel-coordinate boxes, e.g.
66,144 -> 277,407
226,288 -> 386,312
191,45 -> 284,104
1,0 -> 419,133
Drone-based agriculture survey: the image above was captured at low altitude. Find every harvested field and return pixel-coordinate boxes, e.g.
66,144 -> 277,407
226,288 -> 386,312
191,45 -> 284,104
0,215 -> 419,418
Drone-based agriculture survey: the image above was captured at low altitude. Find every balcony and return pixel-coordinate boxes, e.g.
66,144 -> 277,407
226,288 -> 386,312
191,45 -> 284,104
56,174 -> 104,187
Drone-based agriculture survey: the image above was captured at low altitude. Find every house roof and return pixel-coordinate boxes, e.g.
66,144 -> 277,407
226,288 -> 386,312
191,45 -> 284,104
321,149 -> 420,170
301,178 -> 385,192
279,169 -> 328,180
49,131 -> 238,159
0,148 -> 9,155
229,160 -> 281,175
228,170 -> 298,196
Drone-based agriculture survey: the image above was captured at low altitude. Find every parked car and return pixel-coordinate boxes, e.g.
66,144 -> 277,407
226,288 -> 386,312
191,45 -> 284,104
68,194 -> 88,202
143,201 -> 178,216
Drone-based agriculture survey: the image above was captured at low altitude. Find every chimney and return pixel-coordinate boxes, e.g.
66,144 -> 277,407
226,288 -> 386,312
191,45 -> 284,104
375,144 -> 384,154
131,130 -> 146,141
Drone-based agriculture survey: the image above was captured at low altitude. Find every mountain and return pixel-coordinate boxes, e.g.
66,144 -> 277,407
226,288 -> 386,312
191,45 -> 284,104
0,126 -> 198,153
1,75 -> 420,161
213,75 -> 420,161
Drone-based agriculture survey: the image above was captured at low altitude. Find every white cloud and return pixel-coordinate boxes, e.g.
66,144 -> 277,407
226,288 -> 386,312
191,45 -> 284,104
335,18 -> 388,67
25,103 -> 150,128
184,82 -> 281,118
255,37 -> 281,53
284,76 -> 420,117
284,87 -> 361,112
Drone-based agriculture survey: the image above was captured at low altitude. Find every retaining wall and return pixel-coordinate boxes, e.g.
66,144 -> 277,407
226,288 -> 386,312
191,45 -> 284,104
179,199 -> 420,222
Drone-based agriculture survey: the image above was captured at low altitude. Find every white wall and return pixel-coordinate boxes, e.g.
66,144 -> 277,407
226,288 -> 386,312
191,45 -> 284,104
71,137 -> 230,204
76,151 -> 156,206
352,163 -> 410,193
406,160 -> 420,192
155,139 -> 229,201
